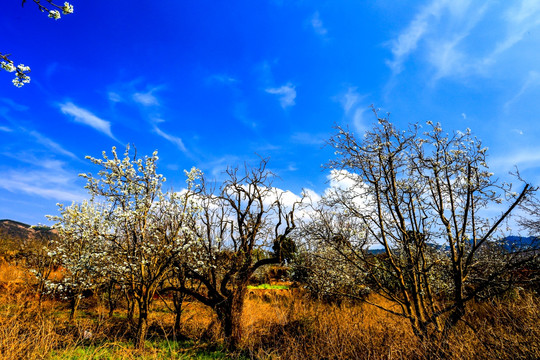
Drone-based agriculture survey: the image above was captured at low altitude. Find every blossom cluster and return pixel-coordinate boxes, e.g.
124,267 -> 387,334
1,56 -> 31,87
34,1 -> 74,20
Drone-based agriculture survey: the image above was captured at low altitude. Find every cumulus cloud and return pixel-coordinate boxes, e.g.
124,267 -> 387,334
266,83 -> 297,108
60,102 -> 117,140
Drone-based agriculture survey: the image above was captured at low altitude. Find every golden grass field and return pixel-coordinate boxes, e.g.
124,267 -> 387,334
0,261 -> 538,359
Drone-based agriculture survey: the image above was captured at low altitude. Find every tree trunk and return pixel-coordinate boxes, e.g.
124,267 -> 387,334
172,292 -> 184,335
125,290 -> 135,324
69,294 -> 81,320
216,287 -> 247,350
106,281 -> 117,318
134,300 -> 149,349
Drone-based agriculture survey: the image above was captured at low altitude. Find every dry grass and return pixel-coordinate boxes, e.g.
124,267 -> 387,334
239,290 -> 539,360
241,293 -> 420,359
0,261 -> 538,359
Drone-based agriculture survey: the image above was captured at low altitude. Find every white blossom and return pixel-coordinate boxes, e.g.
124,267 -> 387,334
1,61 -> 16,72
62,2 -> 74,14
48,10 -> 61,19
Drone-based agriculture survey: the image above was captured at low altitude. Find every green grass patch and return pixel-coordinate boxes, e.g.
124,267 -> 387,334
247,283 -> 289,290
47,339 -> 237,359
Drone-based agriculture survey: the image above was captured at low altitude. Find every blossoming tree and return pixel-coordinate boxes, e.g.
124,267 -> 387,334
302,111 -> 534,341
51,146 -> 200,347
47,200 -> 111,319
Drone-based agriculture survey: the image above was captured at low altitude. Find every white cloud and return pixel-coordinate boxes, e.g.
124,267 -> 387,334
28,130 -> 78,160
290,132 -> 326,146
265,83 -> 297,108
335,87 -> 369,133
386,0 -> 450,74
503,71 -> 540,111
0,171 -> 85,202
302,188 -> 321,204
108,92 -> 123,102
0,98 -> 28,112
133,91 -> 159,106
153,126 -> 187,153
60,102 -> 117,140
0,158 -> 86,202
311,11 -> 328,36
262,188 -> 303,209
352,108 -> 368,134
0,126 -> 12,132
387,0 -> 540,83
339,87 -> 362,114
489,0 -> 540,58
207,74 -> 238,85
512,129 -> 524,135
461,113 -> 467,119
385,0 -> 494,80
490,149 -> 540,172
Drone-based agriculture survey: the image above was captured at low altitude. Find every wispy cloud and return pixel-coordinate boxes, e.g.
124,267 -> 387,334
387,0 -> 540,82
59,102 -> 117,140
511,129 -> 524,135
28,130 -> 78,160
198,155 -> 243,179
488,0 -> 540,60
386,0 -> 449,74
290,132 -> 326,146
133,91 -> 160,106
0,156 -> 86,203
0,98 -> 29,112
0,170 -> 86,202
503,71 -> 540,111
108,91 -> 123,103
491,148 -> 540,172
339,87 -> 363,113
206,74 -> 238,85
265,83 -> 297,108
311,11 -> 328,36
153,126 -> 187,153
0,126 -> 12,132
336,87 -> 370,133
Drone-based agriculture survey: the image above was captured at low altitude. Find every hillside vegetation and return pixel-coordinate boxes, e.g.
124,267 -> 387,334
0,221 -> 538,359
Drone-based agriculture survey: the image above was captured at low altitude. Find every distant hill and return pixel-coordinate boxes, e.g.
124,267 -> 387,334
0,219 -> 57,260
368,236 -> 539,255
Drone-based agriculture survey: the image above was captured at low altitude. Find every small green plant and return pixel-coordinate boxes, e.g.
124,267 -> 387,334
247,283 -> 289,290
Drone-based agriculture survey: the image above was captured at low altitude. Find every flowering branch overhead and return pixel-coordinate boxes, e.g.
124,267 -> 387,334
0,1 -> 74,87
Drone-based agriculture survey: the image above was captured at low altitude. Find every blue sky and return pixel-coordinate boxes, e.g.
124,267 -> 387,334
1,0 -> 540,225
